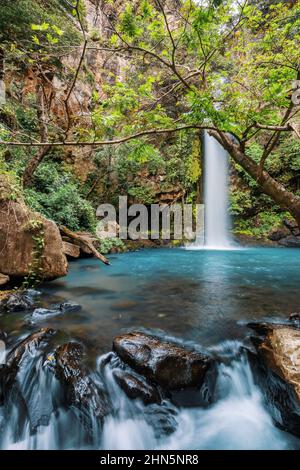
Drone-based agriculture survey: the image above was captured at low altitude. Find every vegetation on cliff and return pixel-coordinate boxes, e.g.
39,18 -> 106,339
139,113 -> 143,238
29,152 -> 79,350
0,0 -> 299,241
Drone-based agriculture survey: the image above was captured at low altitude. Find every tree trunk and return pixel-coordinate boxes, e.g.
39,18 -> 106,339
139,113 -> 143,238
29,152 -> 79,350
211,130 -> 300,228
22,145 -> 52,187
59,225 -> 110,265
0,47 -> 6,106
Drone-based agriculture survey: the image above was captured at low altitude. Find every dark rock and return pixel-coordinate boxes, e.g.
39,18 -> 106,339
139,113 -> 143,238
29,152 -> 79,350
6,328 -> 56,370
52,302 -> 82,313
0,328 -> 56,411
170,362 -> 217,407
30,302 -> 81,322
0,290 -> 36,312
289,312 -> 300,325
144,402 -> 178,438
113,369 -> 161,404
113,332 -> 211,390
283,218 -> 300,236
278,235 -> 300,247
268,227 -> 290,241
248,322 -> 300,437
0,330 -> 7,342
46,342 -> 110,428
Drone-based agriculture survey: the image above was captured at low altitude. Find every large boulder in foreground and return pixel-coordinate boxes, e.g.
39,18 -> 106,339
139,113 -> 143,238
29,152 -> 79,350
0,175 -> 68,280
113,332 -> 211,391
249,322 -> 300,437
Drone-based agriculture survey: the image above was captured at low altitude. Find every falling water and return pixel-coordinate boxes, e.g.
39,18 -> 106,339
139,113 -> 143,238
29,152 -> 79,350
204,132 -> 231,248
0,340 -> 295,450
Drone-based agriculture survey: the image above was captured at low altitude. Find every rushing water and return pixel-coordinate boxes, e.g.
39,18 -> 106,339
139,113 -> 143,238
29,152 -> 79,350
1,247 -> 300,449
204,132 -> 231,248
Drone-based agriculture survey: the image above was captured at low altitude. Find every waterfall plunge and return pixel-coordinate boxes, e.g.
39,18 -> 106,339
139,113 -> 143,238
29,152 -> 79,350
204,132 -> 231,248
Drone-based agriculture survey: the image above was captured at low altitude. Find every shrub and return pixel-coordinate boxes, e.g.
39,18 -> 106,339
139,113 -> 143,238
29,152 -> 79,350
24,161 -> 97,232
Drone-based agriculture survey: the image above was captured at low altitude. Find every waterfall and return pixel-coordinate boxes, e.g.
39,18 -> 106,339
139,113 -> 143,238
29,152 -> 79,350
204,132 -> 231,248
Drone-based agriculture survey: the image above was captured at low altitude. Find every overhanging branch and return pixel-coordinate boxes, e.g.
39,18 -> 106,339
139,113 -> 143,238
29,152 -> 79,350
0,124 -> 217,147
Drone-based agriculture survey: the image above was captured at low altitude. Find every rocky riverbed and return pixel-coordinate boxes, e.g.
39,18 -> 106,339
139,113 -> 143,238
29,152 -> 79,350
1,287 -> 300,448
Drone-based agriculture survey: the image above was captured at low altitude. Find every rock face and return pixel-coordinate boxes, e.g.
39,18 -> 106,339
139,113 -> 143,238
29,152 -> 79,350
0,175 -> 68,280
113,332 -> 211,390
249,322 -> 300,437
278,235 -> 300,247
62,241 -> 80,259
268,218 -> 300,247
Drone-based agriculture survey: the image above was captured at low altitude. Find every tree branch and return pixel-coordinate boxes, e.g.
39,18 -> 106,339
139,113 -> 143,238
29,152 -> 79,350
0,124 -> 218,147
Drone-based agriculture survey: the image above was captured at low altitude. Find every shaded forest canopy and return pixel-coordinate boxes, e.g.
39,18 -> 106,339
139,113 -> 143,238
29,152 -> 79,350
0,0 -> 299,240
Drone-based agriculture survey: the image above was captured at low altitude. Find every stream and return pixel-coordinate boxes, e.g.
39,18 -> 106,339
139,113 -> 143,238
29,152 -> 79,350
1,247 -> 300,449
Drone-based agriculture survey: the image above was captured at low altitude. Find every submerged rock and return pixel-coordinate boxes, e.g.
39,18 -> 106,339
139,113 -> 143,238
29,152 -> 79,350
113,369 -> 161,405
30,307 -> 61,321
144,402 -> 178,438
30,302 -> 81,323
47,342 -> 110,427
289,313 -> 300,326
52,302 -> 81,313
0,290 -> 37,312
249,322 -> 300,437
113,332 -> 211,390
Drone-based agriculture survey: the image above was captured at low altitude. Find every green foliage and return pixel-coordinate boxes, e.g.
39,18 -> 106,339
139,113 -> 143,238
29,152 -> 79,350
22,217 -> 45,288
0,157 -> 23,201
229,187 -> 253,216
98,237 -> 125,255
24,161 -> 97,232
234,211 -> 287,239
0,0 -> 79,46
127,185 -> 156,204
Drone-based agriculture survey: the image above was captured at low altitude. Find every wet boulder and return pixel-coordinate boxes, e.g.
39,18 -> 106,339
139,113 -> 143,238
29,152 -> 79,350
30,308 -> 61,322
113,332 -> 211,390
30,302 -> 81,323
6,328 -> 56,370
0,289 -> 37,312
113,369 -> 161,405
47,342 -> 110,428
51,302 -> 81,313
0,328 -> 56,418
144,402 -> 178,438
248,322 -> 300,437
289,313 -> 300,327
